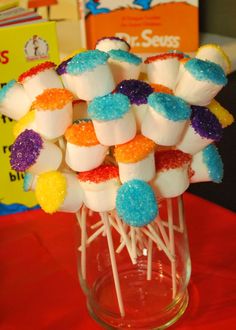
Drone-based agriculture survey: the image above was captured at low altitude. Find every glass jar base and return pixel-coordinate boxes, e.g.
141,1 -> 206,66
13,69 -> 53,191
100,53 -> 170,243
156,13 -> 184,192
87,265 -> 189,329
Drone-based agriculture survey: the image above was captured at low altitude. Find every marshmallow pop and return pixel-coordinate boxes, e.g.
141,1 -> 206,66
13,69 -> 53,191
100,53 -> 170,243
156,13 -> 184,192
116,79 -> 153,131
207,99 -> 234,128
32,88 -> 73,140
10,129 -> 62,175
141,92 -> 191,146
176,105 -> 223,155
145,53 -> 184,90
35,171 -> 83,214
77,164 -> 120,212
18,61 -> 63,101
196,44 -> 231,74
152,150 -> 192,198
114,134 -> 156,183
0,80 -> 31,120
108,49 -> 142,84
88,93 -> 136,146
190,144 -> 223,183
66,50 -> 115,101
65,120 -> 108,172
175,58 -> 227,106
116,179 -> 158,227
95,36 -> 131,53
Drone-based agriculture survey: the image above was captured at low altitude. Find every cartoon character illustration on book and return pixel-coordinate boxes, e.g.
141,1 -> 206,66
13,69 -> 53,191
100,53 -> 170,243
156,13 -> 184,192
86,0 -> 152,15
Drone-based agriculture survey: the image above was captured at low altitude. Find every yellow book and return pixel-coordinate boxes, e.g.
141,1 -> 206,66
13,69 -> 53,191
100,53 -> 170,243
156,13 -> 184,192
0,21 -> 59,214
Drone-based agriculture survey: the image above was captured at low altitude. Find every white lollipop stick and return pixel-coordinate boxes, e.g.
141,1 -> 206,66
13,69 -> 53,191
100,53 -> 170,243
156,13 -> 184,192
147,225 -> 174,262
91,219 -> 103,230
167,199 -> 177,299
80,206 -> 87,280
177,195 -> 185,233
113,215 -> 136,264
78,225 -> 105,251
147,238 -> 153,281
131,226 -> 137,261
58,136 -> 66,151
101,212 -> 125,318
160,220 -> 182,233
155,217 -> 170,249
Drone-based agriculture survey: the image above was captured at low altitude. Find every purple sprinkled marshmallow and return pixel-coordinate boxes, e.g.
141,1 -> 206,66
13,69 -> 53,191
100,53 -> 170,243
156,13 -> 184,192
191,105 -> 223,141
10,129 -> 43,172
116,79 -> 154,106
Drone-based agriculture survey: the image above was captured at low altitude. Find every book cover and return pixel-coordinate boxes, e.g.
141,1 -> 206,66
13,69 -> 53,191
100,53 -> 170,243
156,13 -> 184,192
84,0 -> 199,54
0,20 -> 60,214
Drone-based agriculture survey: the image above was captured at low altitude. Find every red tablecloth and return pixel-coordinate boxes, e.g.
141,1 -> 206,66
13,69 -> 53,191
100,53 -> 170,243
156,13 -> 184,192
0,193 -> 235,330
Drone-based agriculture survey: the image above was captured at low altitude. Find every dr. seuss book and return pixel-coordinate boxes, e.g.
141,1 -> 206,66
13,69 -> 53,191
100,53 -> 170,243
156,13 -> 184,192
0,19 -> 59,214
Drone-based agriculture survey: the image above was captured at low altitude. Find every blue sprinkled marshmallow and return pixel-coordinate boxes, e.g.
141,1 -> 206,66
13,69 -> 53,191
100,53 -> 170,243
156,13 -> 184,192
23,172 -> 35,192
185,58 -> 227,86
202,144 -> 223,183
148,93 -> 191,121
108,49 -> 142,66
88,93 -> 130,121
67,50 -> 109,75
116,179 -> 158,227
0,80 -> 16,102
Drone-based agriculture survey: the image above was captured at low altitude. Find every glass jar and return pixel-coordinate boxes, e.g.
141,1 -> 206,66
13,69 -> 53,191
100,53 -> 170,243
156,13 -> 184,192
76,195 -> 191,329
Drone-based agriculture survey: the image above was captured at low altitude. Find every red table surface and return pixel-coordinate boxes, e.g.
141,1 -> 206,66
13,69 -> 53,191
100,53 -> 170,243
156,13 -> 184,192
0,192 -> 235,330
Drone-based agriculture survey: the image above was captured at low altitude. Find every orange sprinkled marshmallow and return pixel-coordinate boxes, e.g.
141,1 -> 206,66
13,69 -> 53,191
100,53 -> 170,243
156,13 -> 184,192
65,120 -> 108,172
114,134 -> 156,183
32,88 -> 73,140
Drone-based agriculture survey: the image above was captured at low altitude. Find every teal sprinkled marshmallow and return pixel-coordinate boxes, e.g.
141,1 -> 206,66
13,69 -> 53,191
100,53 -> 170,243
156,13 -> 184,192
23,172 -> 37,192
108,50 -> 142,65
142,93 -> 191,146
88,93 -> 136,146
65,50 -> 115,101
148,93 -> 191,121
88,93 -> 130,121
0,80 -> 31,120
108,49 -> 142,84
185,58 -> 227,85
0,80 -> 16,102
190,144 -> 223,183
67,50 -> 109,75
175,58 -> 228,106
116,179 -> 158,227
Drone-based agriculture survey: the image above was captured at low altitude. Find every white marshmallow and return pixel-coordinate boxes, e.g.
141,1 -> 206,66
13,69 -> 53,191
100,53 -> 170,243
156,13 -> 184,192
151,165 -> 190,198
79,178 -> 120,212
96,38 -> 130,52
141,106 -> 188,146
60,73 -> 78,98
0,82 -> 31,120
131,103 -> 148,132
29,140 -> 62,174
72,63 -> 115,101
35,103 -> 73,140
108,58 -> 141,85
65,142 -> 108,172
176,124 -> 213,155
92,111 -> 136,146
22,69 -> 63,101
59,173 -> 83,213
146,57 -> 180,90
118,152 -> 155,183
190,151 -> 210,183
175,69 -> 224,106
